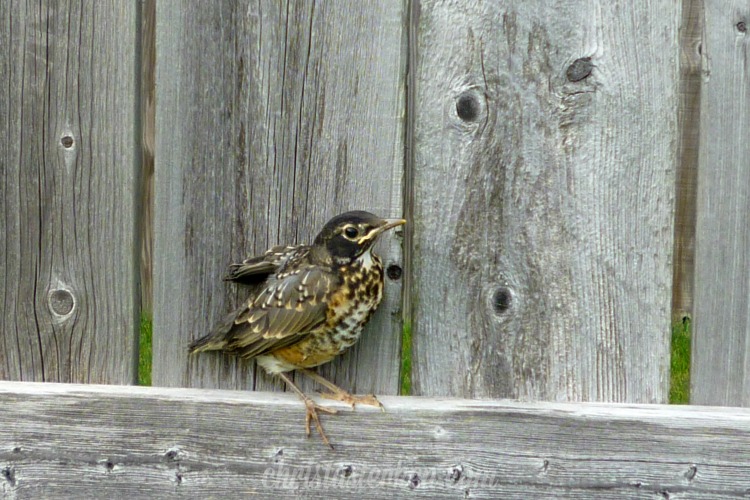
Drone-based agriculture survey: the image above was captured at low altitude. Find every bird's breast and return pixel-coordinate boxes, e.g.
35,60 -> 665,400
268,252 -> 385,371
326,252 -> 384,347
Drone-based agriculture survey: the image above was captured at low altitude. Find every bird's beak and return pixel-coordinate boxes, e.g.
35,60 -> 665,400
359,218 -> 406,244
380,218 -> 407,233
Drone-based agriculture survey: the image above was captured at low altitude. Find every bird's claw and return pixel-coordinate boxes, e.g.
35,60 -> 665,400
319,391 -> 385,412
303,398 -> 338,449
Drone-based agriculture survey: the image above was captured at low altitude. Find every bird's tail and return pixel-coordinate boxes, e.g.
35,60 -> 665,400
188,333 -> 226,354
188,305 -> 243,354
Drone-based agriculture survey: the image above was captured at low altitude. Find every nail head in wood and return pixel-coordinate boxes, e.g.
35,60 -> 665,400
450,465 -> 463,482
408,473 -> 421,489
566,57 -> 593,82
2,466 -> 15,487
685,464 -> 697,480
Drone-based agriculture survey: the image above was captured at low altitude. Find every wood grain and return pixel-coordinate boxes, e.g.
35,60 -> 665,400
692,1 -> 750,406
153,1 -> 406,395
0,1 -> 139,383
140,0 -> 156,314
672,0 -> 704,320
410,1 -> 679,401
1,381 -> 749,498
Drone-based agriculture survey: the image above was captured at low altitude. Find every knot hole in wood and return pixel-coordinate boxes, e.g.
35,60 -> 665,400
386,264 -> 402,280
60,135 -> 75,149
455,89 -> 486,123
492,286 -> 513,315
48,288 -> 75,318
566,57 -> 593,82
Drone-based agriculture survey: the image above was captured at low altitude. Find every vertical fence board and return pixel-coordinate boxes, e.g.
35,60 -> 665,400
411,0 -> 678,401
153,1 -> 406,395
0,1 -> 139,383
692,2 -> 750,406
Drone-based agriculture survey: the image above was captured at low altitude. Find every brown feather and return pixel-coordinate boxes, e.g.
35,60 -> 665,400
192,262 -> 337,359
224,245 -> 308,285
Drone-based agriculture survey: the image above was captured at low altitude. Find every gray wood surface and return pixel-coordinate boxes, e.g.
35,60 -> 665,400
692,2 -> 750,406
411,1 -> 679,401
1,381 -> 749,499
0,1 -> 139,383
672,0 -> 704,321
153,1 -> 406,395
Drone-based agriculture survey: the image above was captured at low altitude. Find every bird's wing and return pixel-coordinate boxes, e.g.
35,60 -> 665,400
223,245 -> 307,285
192,265 -> 335,359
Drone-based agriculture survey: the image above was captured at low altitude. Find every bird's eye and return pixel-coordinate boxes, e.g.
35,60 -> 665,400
343,226 -> 359,239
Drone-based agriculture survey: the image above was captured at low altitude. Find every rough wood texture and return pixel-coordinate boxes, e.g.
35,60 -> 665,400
411,1 -> 678,401
153,1 -> 406,395
692,2 -> 750,406
0,1 -> 139,383
1,382 -> 749,499
672,0 -> 704,320
140,0 -> 156,314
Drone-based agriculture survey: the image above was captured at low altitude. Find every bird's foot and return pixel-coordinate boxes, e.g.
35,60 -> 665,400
303,397 -> 338,449
320,391 -> 385,412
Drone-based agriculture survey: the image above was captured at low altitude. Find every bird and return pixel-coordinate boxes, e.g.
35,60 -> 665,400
189,210 -> 406,448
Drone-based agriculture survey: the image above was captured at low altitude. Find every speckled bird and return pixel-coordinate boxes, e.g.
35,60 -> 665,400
189,211 -> 406,448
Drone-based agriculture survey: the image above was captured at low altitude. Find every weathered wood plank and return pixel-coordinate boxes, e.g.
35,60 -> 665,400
692,2 -> 750,406
410,1 -> 679,401
1,382 -> 749,498
153,1 -> 406,394
0,1 -> 139,383
672,0 -> 704,321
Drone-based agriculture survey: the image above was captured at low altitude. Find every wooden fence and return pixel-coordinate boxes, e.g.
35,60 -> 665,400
1,0 -> 749,497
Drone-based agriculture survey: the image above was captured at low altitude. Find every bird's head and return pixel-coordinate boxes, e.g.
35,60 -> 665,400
313,211 -> 406,265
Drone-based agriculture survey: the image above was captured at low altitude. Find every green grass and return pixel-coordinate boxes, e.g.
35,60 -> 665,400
669,317 -> 691,404
399,322 -> 412,395
138,313 -> 152,386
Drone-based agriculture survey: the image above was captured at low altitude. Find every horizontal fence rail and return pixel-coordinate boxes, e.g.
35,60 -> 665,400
2,382 -> 750,499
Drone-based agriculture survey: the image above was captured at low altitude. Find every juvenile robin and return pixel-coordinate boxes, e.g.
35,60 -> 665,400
189,211 -> 406,448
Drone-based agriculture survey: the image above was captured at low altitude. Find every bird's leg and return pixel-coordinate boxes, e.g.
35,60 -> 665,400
277,371 -> 337,449
299,368 -> 385,412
